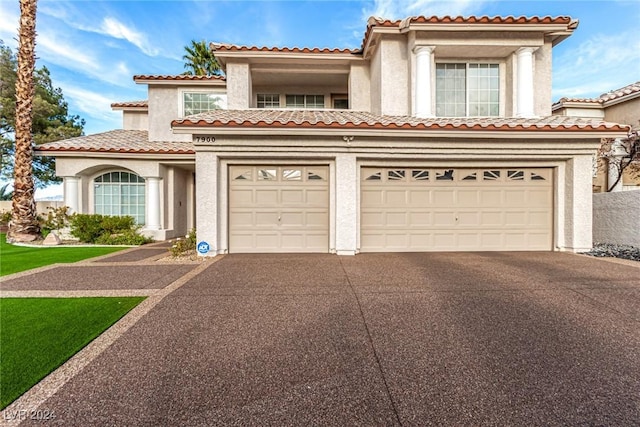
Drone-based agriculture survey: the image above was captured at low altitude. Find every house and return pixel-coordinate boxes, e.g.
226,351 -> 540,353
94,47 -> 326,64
36,15 -> 630,255
553,81 -> 640,192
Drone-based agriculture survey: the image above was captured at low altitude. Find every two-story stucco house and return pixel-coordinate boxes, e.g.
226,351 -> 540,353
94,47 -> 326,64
36,15 -> 629,255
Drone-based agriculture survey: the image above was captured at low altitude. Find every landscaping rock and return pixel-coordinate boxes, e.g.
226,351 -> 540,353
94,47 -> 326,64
42,231 -> 62,246
582,243 -> 640,262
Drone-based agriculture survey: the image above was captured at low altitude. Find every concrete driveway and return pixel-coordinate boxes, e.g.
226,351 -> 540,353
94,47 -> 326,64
5,251 -> 640,426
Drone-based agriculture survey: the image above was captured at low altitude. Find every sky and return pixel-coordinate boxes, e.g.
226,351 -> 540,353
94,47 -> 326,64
0,0 -> 639,198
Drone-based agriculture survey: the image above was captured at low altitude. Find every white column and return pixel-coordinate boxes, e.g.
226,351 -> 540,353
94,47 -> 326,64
515,47 -> 537,118
413,45 -> 435,118
146,177 -> 161,230
335,154 -> 358,255
63,176 -> 80,214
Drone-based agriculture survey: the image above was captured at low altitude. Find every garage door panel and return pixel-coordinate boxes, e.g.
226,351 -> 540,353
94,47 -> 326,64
229,166 -> 329,253
361,167 -> 552,252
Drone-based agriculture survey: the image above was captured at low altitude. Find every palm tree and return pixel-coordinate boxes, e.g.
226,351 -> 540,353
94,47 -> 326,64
182,40 -> 221,76
8,0 -> 40,242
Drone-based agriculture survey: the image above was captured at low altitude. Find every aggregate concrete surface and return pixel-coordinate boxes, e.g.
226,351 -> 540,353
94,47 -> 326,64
4,251 -> 640,426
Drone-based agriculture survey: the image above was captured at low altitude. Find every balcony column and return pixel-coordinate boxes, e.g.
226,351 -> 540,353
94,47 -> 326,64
146,177 -> 161,230
413,45 -> 435,118
515,47 -> 538,118
63,176 -> 80,214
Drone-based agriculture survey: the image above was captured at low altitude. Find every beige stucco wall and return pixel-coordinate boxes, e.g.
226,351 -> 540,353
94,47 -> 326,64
122,111 -> 149,130
533,42 -> 553,116
593,191 -> 640,246
148,86 -> 190,142
378,36 -> 410,116
604,97 -> 640,127
122,111 -> 149,131
369,44 -> 382,115
226,62 -> 252,109
349,63 -> 371,111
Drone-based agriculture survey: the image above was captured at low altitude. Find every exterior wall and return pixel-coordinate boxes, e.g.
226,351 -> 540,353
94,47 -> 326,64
604,97 -> 640,127
226,62 -> 252,109
593,191 -> 640,246
554,107 -> 605,119
194,151 -> 219,255
0,200 -> 65,215
369,45 -> 382,115
148,86 -> 190,142
122,111 -> 149,131
561,155 -> 594,251
533,42 -> 553,116
349,63 -> 371,111
378,36 -> 410,115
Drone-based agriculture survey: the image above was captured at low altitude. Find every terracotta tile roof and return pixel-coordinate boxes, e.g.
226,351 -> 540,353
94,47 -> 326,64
111,100 -> 148,108
211,43 -> 359,55
35,130 -> 194,154
554,81 -> 640,108
133,74 -> 226,82
172,110 -> 628,132
361,15 -> 577,51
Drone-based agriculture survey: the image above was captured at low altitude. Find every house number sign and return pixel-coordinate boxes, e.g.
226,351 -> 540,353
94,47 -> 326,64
194,136 -> 216,143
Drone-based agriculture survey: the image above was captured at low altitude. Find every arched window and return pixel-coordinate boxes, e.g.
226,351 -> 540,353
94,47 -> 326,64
94,171 -> 145,224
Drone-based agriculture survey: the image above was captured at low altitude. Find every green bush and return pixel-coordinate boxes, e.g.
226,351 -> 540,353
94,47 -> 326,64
40,206 -> 72,237
70,214 -> 151,245
0,210 -> 11,226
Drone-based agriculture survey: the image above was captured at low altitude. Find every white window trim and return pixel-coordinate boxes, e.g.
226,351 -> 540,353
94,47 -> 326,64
434,59 -> 506,117
178,88 -> 227,117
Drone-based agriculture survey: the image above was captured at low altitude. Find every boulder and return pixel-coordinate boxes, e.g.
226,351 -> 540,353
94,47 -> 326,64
42,231 -> 62,246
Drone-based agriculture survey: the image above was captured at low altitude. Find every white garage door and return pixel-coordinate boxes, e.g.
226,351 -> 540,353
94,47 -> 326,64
361,168 -> 553,252
229,166 -> 329,253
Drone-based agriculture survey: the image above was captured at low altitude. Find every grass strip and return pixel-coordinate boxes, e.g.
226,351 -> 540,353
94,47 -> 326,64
1,234 -> 125,276
0,297 -> 145,409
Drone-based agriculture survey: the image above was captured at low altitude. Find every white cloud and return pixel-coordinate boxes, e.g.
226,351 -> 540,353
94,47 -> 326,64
553,30 -> 640,98
59,85 -> 120,123
99,17 -> 159,57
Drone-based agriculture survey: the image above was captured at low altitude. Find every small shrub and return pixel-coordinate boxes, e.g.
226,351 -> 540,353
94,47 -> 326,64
0,210 -> 11,226
69,214 -> 105,243
70,214 -> 151,245
95,230 -> 152,245
169,229 -> 196,257
41,206 -> 72,237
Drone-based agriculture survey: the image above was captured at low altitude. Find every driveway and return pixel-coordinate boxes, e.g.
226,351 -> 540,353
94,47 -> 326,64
5,252 -> 640,426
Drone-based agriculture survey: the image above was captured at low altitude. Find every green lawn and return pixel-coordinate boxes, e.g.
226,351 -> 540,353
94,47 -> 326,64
0,297 -> 145,409
0,233 -> 125,276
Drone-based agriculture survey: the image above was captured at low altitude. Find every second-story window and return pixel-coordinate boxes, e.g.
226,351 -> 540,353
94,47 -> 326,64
257,94 -> 280,108
183,92 -> 226,116
285,95 -> 325,108
436,63 -> 499,117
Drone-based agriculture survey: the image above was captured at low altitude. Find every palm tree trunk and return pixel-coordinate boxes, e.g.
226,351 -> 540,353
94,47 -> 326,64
8,0 -> 40,242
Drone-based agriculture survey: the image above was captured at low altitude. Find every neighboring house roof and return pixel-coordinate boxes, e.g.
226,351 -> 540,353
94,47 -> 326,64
35,130 -> 194,154
553,81 -> 640,110
172,110 -> 627,133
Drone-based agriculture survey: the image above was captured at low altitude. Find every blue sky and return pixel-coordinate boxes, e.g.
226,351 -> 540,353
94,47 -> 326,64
0,0 -> 639,198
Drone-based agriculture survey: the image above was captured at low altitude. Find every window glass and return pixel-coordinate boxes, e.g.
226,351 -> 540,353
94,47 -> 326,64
285,95 -> 325,108
183,92 -> 227,115
436,63 -> 499,117
257,94 -> 280,108
94,172 -> 145,224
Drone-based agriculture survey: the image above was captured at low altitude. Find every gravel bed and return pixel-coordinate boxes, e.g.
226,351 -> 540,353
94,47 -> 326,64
582,243 -> 640,262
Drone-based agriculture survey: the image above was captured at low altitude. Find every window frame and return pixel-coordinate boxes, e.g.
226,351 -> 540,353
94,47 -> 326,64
434,61 -> 504,117
178,88 -> 227,117
256,93 -> 281,108
285,94 -> 326,109
93,170 -> 146,225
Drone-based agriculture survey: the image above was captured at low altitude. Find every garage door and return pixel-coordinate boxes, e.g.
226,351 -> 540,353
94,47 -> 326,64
229,166 -> 329,253
361,168 -> 553,252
